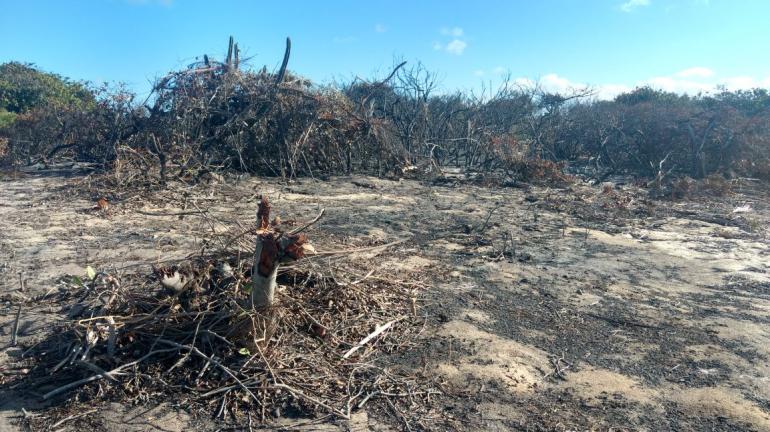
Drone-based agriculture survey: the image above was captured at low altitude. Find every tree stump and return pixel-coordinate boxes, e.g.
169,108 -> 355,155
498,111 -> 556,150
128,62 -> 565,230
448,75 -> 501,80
250,196 -> 312,310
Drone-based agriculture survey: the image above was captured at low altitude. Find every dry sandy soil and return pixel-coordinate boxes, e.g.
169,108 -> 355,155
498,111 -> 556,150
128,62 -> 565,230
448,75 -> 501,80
1,171 -> 769,431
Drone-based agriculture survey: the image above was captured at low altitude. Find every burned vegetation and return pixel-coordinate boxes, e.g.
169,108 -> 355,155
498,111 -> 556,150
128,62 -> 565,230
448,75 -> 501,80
2,36 -> 770,190
1,36 -> 770,431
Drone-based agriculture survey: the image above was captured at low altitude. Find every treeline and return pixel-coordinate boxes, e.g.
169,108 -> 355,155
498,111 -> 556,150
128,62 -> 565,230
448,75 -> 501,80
1,39 -> 769,185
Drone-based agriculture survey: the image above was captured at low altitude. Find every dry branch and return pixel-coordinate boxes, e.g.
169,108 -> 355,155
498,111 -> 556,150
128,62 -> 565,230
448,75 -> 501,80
342,319 -> 399,359
275,37 -> 291,85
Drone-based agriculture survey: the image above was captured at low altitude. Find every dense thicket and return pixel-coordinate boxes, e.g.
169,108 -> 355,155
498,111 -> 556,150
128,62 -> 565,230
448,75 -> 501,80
1,39 -> 769,184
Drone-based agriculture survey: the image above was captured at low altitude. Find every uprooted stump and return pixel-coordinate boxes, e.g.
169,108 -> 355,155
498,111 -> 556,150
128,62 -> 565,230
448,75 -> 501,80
4,199 -> 434,428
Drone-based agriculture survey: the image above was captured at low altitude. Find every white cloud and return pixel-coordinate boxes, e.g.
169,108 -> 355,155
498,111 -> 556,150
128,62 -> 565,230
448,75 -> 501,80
721,76 -> 770,90
511,77 -> 534,87
511,74 -> 595,95
596,83 -> 633,100
640,74 -> 770,94
676,67 -> 714,78
445,39 -> 467,55
643,76 -> 711,93
510,74 -> 626,99
436,26 -> 468,55
620,0 -> 650,12
441,27 -> 464,37
506,71 -> 770,101
540,74 -> 575,93
722,76 -> 756,90
375,23 -> 387,33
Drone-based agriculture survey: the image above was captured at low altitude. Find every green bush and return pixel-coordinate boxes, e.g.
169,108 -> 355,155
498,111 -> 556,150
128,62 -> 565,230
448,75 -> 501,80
0,108 -> 16,129
0,62 -> 94,113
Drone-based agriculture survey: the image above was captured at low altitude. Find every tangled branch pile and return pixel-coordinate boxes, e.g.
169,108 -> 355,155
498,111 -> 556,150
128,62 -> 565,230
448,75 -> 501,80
121,38 -> 408,182
12,201 -> 430,427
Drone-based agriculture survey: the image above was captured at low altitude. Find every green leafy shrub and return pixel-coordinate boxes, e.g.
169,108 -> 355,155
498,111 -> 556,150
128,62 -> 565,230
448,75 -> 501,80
0,108 -> 16,129
0,62 -> 94,113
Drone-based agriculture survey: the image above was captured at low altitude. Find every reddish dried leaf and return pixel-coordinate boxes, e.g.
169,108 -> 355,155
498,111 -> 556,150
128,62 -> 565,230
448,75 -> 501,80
283,233 -> 308,260
256,232 -> 279,277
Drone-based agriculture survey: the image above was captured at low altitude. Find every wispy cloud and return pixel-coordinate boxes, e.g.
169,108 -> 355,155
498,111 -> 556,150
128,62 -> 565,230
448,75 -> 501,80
507,69 -> 770,100
513,74 -> 631,100
445,39 -> 467,55
676,67 -> 714,78
643,76 -> 711,93
620,0 -> 650,12
435,27 -> 468,55
645,74 -> 770,93
434,40 -> 467,55
374,23 -> 387,33
541,74 -> 592,94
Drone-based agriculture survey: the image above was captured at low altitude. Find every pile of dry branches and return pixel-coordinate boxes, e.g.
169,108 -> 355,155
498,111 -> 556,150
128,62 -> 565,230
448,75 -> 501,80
11,200 -> 433,427
112,37 -> 406,186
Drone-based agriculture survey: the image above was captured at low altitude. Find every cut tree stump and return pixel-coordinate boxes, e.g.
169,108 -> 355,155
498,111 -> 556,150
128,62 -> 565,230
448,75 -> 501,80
250,195 -> 315,310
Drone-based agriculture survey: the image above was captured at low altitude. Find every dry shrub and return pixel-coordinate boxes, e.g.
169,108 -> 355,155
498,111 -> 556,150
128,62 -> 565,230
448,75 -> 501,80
663,174 -> 734,200
670,177 -> 696,199
734,158 -> 770,181
488,135 -> 573,185
700,174 -> 733,196
599,190 -> 634,210
519,158 -> 572,184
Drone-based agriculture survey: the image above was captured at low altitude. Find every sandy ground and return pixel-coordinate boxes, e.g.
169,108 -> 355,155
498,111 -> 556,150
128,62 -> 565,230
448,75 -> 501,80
1,172 -> 769,431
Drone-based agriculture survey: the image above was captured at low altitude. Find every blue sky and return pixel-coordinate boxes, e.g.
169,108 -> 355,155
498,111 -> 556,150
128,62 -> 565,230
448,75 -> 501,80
1,0 -> 769,99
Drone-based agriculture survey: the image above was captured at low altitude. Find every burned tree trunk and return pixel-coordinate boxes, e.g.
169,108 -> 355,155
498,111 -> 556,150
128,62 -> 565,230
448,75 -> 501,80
250,196 -> 314,309
252,233 -> 279,309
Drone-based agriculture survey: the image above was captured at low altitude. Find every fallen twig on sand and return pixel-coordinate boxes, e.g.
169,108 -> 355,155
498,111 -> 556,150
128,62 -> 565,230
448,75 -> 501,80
50,409 -> 98,429
343,319 -> 400,359
543,352 -> 572,381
